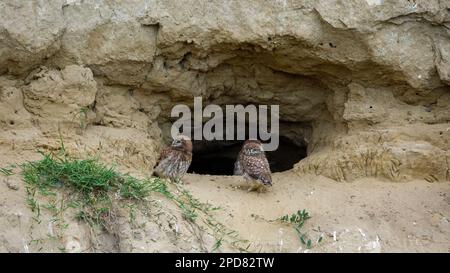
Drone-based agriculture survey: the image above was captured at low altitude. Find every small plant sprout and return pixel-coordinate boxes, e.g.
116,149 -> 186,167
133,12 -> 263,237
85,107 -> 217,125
73,107 -> 89,130
212,237 -> 223,252
279,209 -> 323,249
0,165 -> 15,176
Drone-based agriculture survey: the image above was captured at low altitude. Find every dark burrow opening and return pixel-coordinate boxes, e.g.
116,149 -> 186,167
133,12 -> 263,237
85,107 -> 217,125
187,136 -> 307,175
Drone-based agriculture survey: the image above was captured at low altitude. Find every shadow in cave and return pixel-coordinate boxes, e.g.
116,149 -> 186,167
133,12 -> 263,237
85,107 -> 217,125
187,136 -> 307,175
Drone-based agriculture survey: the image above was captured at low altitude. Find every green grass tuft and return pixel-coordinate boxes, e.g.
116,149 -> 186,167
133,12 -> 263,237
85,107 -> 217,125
22,152 -> 150,200
20,144 -> 248,252
21,151 -> 150,229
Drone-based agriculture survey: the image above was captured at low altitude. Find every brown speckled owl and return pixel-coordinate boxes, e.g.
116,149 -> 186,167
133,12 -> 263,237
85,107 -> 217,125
154,135 -> 193,182
234,139 -> 272,192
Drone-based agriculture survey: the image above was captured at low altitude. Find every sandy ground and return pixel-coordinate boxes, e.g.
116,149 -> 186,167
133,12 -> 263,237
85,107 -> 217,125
1,149 -> 449,253
183,172 -> 450,253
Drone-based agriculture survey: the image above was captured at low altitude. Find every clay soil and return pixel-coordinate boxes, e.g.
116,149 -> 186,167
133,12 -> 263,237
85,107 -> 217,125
1,149 -> 449,253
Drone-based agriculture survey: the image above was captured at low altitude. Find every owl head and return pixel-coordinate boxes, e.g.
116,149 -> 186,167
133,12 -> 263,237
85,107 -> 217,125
242,139 -> 264,156
171,135 -> 193,153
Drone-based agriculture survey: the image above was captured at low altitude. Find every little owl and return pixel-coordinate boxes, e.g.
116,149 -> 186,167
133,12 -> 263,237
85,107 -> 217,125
154,135 -> 193,182
234,139 -> 272,192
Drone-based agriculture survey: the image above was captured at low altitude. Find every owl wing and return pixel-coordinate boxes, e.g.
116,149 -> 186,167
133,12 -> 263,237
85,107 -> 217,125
242,154 -> 272,186
154,147 -> 192,180
177,150 -> 192,174
158,146 -> 172,162
234,158 -> 243,175
154,146 -> 172,177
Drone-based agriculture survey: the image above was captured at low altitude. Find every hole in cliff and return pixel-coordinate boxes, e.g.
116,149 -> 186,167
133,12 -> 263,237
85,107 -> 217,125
187,136 -> 307,175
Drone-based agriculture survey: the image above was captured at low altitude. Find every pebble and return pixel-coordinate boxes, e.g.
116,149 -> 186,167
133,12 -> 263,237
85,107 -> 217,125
4,178 -> 20,191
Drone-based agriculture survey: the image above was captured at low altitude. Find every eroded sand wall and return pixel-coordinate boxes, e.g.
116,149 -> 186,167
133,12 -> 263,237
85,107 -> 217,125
1,0 -> 449,181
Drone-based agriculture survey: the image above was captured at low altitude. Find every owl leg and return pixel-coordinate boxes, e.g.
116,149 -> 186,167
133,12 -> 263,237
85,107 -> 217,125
247,181 -> 259,192
256,184 -> 267,193
173,177 -> 183,184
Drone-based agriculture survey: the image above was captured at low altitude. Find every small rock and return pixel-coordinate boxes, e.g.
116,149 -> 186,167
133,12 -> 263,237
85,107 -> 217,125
4,178 -> 19,191
65,238 -> 82,253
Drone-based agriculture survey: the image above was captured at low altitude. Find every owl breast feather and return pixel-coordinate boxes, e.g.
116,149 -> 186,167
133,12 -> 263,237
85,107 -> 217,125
154,150 -> 192,180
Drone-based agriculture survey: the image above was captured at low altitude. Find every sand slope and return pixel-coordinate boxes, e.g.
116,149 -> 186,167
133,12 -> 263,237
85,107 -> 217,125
183,172 -> 450,252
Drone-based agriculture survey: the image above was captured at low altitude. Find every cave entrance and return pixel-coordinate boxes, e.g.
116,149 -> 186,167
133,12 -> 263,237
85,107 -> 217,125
187,136 -> 307,175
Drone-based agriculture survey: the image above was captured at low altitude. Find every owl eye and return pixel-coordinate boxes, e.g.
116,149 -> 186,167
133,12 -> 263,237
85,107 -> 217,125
172,139 -> 182,147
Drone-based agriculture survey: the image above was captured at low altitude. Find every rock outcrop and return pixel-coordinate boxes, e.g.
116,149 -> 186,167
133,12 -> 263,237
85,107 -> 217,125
1,0 -> 449,181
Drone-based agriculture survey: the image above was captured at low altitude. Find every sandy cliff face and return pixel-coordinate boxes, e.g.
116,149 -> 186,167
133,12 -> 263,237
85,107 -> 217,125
1,0 -> 450,254
1,0 -> 449,181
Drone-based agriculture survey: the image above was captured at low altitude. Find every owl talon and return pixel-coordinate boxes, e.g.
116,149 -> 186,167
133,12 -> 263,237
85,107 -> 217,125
174,178 -> 183,184
257,186 -> 268,193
